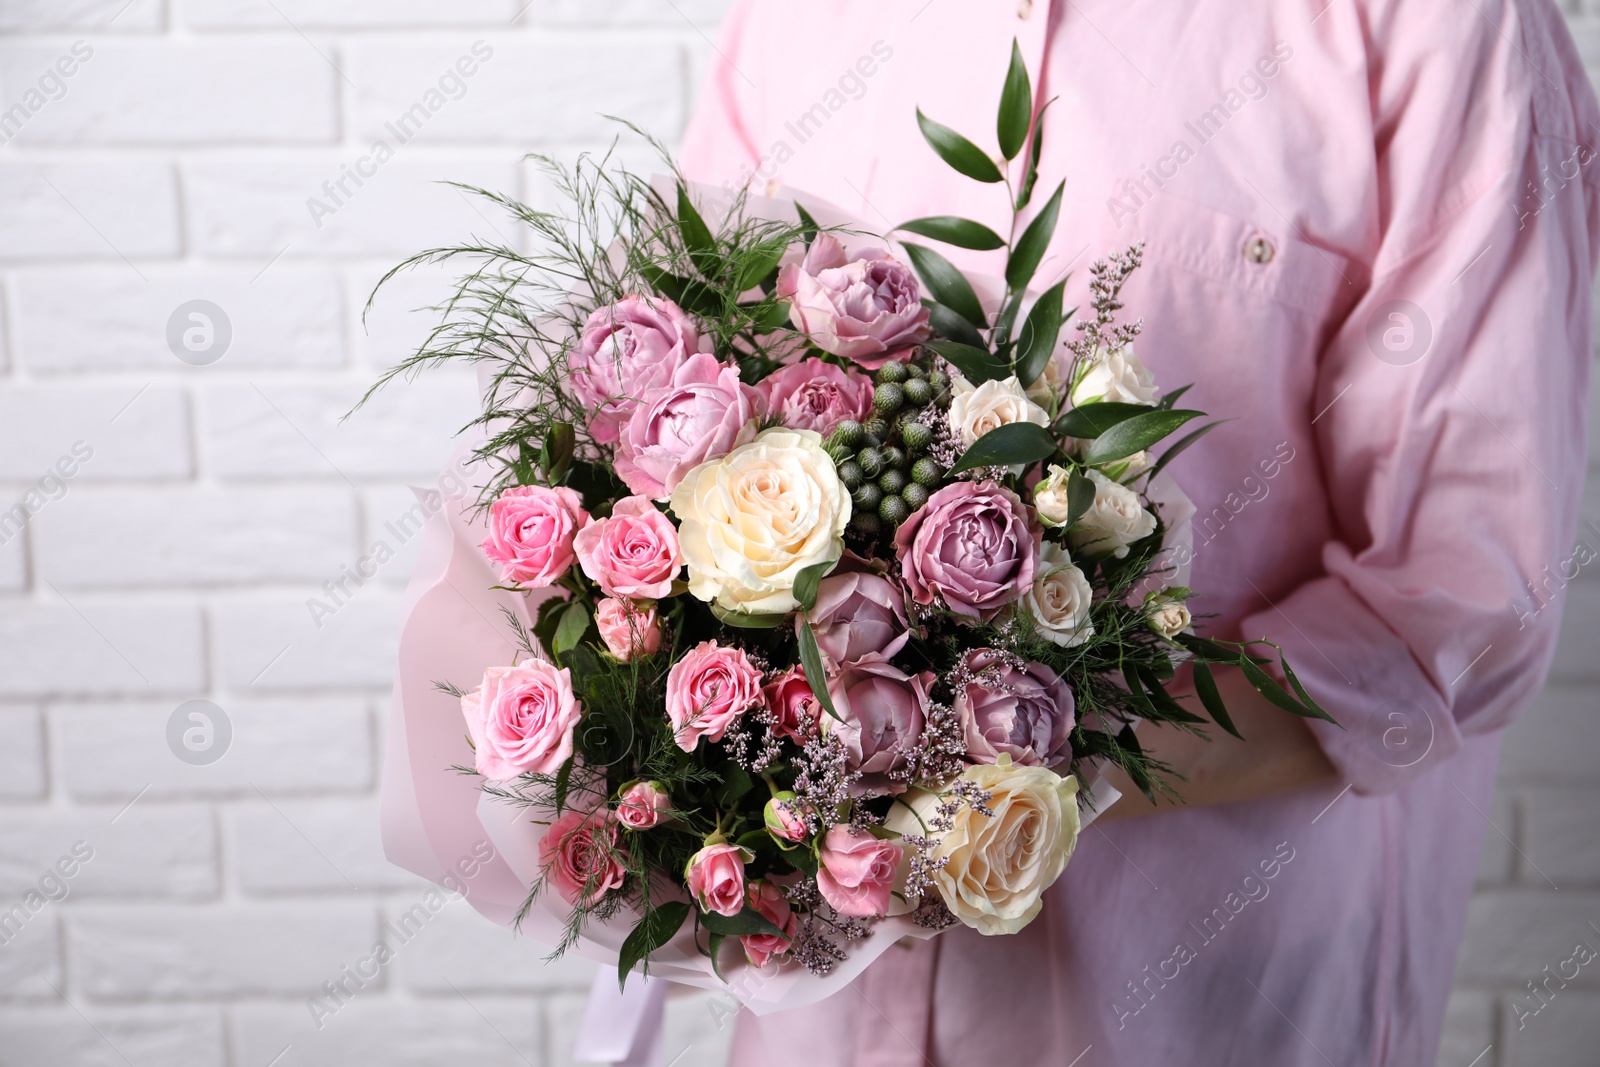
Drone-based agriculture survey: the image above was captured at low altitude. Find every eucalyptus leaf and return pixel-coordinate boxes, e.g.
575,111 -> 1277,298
925,300 -> 988,350
705,931 -> 727,982
552,600 -> 590,657
1147,420 -> 1228,482
1015,97 -> 1054,210
710,604 -> 788,629
676,184 -> 719,278
699,905 -> 784,938
916,108 -> 1003,183
793,559 -> 837,613
1080,409 -> 1204,466
1006,180 -> 1064,294
794,202 -> 820,247
1280,658 -> 1337,725
617,900 -> 690,989
1238,658 -> 1337,723
797,619 -> 842,722
1055,402 -> 1156,439
1013,278 -> 1066,387
997,39 -> 1032,161
925,340 -> 1008,385
1158,384 -> 1194,410
948,421 -> 1059,476
552,756 -> 574,812
748,300 -> 793,332
1192,663 -> 1243,740
897,216 -> 1006,251
736,238 -> 790,292
1135,666 -> 1206,724
1065,468 -> 1095,526
902,243 -> 987,329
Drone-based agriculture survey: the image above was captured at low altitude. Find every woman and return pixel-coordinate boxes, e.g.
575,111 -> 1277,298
678,1 -> 1597,1064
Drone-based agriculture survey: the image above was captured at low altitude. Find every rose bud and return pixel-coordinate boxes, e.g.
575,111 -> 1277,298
616,781 -> 670,830
684,842 -> 753,917
763,792 -> 809,846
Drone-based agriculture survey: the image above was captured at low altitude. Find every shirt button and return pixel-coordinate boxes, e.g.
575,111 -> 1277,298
1244,236 -> 1275,264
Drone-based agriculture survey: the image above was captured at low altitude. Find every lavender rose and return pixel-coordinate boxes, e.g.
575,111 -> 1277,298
776,234 -> 930,368
614,352 -> 761,501
828,658 -> 932,794
755,357 -> 876,435
894,481 -> 1039,620
953,649 -> 1075,768
568,295 -> 705,444
804,571 -> 909,667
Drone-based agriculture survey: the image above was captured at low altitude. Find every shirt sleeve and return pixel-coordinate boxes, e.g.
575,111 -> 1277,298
1238,0 -> 1600,794
677,1 -> 763,188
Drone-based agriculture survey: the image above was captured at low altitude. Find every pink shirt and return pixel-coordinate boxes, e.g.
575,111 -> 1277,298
679,1 -> 1599,1064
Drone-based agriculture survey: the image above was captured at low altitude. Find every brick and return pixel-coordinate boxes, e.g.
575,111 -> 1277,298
213,594 -> 400,692
1499,685 -> 1600,785
528,0 -> 735,26
0,387 -> 191,480
0,1006 -> 224,1067
230,798 -> 426,895
1455,890 -> 1600,986
230,999 -> 541,1067
68,904 -> 378,998
10,266 -> 344,371
0,918 -> 60,1001
344,39 -> 683,145
0,807 -> 216,900
185,0 -> 517,28
51,700 -> 373,801
1434,990 -> 1493,1067
204,377 -> 479,480
0,44 -> 337,145
0,162 -> 178,261
184,156 -> 521,258
1502,990 -> 1600,1064
0,1 -> 164,32
1522,788 -> 1600,886
396,907 -> 597,993
1547,581 -> 1600,682
347,260 -> 471,369
0,604 -> 204,698
0,707 -> 47,799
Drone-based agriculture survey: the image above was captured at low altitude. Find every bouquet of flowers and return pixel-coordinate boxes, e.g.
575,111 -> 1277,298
372,42 -> 1333,1014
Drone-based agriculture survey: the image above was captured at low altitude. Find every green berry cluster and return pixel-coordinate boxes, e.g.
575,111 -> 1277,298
825,357 -> 949,539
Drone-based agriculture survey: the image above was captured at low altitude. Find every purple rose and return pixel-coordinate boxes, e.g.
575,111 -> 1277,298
828,659 -> 931,794
614,352 -> 761,501
804,571 -> 909,667
569,295 -> 704,444
776,234 -> 930,369
954,649 -> 1076,768
894,481 -> 1038,620
755,357 -> 875,436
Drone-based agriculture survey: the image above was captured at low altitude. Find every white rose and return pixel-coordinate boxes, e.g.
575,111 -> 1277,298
948,374 -> 1051,448
669,427 -> 851,614
1146,594 -> 1191,638
1026,541 -> 1094,647
887,759 -> 1080,936
1071,344 -> 1157,406
1032,464 -> 1075,526
1024,348 -> 1072,409
1099,449 -> 1153,484
1068,469 -> 1157,559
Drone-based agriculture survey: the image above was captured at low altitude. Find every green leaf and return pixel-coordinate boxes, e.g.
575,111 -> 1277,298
997,39 -> 1032,161
1238,658 -> 1337,723
1013,278 -> 1066,387
1280,658 -> 1338,726
948,421 -> 1059,476
676,184 -> 719,278
639,264 -> 719,316
618,900 -> 690,988
552,600 -> 590,657
736,238 -> 789,292
1006,180 -> 1064,294
794,202 -> 820,247
1135,666 -> 1206,724
1157,384 -> 1194,410
1015,97 -> 1054,210
1065,468 -> 1095,526
916,108 -> 1003,183
1055,402 -> 1158,440
901,243 -> 987,329
797,618 -> 842,722
896,216 -> 1006,251
1191,663 -> 1243,740
710,604 -> 788,629
553,756 -> 575,812
925,301 -> 988,350
1147,420 -> 1228,482
705,931 -> 728,982
1081,409 -> 1204,466
925,340 -> 1008,385
543,422 -> 575,484
699,905 -> 784,938
793,559 -> 837,613
747,300 -> 793,332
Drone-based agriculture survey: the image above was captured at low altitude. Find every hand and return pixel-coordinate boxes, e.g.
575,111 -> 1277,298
1095,665 -> 1339,822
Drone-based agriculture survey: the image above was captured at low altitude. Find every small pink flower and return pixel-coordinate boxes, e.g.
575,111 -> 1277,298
761,667 -> 824,744
741,879 -> 798,967
594,598 -> 663,661
894,480 -> 1038,620
776,234 -> 930,369
754,357 -> 875,435
539,809 -> 627,909
460,660 -> 582,781
574,496 -> 683,599
569,295 -> 704,444
616,781 -> 670,830
685,842 -> 750,917
665,641 -> 764,752
614,353 -> 761,501
763,792 -> 809,843
816,825 -> 902,918
481,486 -> 591,588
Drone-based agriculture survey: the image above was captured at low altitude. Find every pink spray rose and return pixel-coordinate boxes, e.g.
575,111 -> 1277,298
761,667 -> 824,743
459,659 -> 582,781
614,352 -> 761,500
574,496 -> 683,599
954,649 -> 1077,768
754,357 -> 875,435
480,486 -> 591,588
569,295 -> 704,444
665,641 -> 764,752
538,809 -> 627,908
804,571 -> 910,667
685,842 -> 750,917
741,879 -> 798,967
828,659 -> 932,794
777,234 -> 931,368
816,825 -> 902,917
763,791 -> 809,843
594,597 -> 663,661
894,480 -> 1039,620
616,780 -> 670,830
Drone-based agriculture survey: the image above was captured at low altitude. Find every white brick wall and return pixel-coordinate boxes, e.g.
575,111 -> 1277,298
0,4 -> 1593,1067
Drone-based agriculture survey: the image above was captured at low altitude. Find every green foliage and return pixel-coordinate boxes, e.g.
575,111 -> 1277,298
948,422 -> 1059,475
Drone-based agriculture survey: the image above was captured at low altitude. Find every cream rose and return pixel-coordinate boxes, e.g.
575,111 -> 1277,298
669,427 -> 851,614
888,759 -> 1080,935
948,374 -> 1051,448
1032,464 -> 1076,526
1146,593 -> 1192,638
1071,344 -> 1157,407
1068,469 -> 1157,559
1027,541 -> 1094,647
1024,347 -> 1073,409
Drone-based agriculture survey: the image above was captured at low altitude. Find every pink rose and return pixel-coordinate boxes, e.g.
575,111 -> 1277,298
594,597 -> 663,661
776,234 -> 930,369
569,295 -> 704,444
616,780 -> 670,830
614,352 -> 761,500
665,641 -> 764,752
685,842 -> 750,917
816,825 -> 902,917
894,480 -> 1038,620
754,357 -> 875,435
459,659 -> 582,781
575,496 -> 683,599
480,486 -> 591,588
804,571 -> 910,667
763,791 -> 809,843
828,659 -> 931,794
761,667 -> 824,743
538,808 -> 627,908
954,649 -> 1076,768
741,880 -> 798,967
